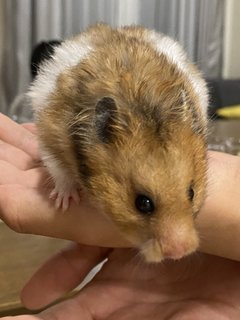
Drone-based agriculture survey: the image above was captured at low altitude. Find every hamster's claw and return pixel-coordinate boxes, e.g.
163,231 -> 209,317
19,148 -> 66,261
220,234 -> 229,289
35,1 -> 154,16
49,187 -> 81,211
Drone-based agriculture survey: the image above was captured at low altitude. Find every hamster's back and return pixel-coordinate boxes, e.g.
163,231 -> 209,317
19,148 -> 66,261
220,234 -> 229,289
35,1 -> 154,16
29,23 -> 208,120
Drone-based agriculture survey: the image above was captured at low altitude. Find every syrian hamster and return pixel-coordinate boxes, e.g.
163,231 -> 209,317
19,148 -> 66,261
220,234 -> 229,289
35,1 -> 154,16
28,24 -> 208,263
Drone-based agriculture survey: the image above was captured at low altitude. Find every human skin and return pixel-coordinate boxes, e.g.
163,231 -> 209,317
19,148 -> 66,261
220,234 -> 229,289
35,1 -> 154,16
3,245 -> 240,319
1,113 -> 240,319
197,151 -> 240,260
0,113 -> 129,247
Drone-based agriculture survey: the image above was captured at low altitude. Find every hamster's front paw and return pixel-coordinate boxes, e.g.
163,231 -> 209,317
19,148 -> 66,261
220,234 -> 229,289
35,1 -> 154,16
49,185 -> 81,211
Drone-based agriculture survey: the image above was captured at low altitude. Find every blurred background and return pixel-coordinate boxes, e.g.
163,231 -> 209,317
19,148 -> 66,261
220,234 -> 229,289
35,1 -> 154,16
0,0 -> 225,114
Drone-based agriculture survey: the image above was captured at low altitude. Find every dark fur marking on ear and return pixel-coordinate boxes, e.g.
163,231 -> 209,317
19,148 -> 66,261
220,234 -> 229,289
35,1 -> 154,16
95,97 -> 117,143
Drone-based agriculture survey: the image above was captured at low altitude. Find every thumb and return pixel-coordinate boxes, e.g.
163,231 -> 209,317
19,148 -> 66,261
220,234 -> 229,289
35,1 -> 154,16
21,244 -> 110,310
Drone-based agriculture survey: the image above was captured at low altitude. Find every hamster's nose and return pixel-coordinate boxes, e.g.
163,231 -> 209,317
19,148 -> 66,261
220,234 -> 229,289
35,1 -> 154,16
160,233 -> 199,260
161,242 -> 189,260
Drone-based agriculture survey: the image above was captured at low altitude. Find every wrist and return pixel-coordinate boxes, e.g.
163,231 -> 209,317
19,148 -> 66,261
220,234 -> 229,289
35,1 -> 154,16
197,151 -> 240,260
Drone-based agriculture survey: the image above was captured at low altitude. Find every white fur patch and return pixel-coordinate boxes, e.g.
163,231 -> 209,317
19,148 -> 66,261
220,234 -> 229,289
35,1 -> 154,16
28,35 -> 93,112
41,148 -> 75,189
144,30 -> 208,115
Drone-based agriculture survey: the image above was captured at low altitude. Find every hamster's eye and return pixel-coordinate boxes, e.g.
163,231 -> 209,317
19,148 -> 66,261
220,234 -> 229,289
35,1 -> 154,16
135,195 -> 155,215
188,186 -> 194,201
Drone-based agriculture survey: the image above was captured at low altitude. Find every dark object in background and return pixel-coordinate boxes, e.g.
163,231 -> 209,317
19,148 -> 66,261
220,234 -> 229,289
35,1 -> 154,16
30,40 -> 62,79
207,79 -> 240,119
9,40 -> 62,122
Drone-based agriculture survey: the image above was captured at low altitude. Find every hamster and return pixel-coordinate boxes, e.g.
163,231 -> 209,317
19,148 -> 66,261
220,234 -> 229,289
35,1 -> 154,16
28,24 -> 208,263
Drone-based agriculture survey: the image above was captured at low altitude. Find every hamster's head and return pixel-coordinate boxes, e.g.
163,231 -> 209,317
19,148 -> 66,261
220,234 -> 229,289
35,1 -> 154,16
71,93 -> 207,263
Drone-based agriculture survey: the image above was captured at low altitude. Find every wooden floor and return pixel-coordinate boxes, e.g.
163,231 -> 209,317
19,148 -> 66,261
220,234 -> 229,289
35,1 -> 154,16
0,223 -> 70,316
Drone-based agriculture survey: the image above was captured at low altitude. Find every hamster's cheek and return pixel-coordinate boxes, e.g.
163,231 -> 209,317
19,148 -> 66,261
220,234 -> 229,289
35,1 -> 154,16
140,239 -> 164,263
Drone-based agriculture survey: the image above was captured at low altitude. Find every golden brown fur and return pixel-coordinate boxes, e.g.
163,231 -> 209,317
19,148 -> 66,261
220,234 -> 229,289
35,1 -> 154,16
34,24 -> 208,262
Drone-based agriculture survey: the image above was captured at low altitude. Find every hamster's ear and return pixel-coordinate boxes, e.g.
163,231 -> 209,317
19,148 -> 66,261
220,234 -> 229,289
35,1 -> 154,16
95,97 -> 117,143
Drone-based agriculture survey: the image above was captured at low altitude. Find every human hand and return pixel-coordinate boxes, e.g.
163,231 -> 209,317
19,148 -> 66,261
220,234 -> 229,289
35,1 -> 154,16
1,113 -> 240,320
197,150 -> 240,260
0,113 -> 129,247
3,244 -> 240,319
1,113 -> 240,259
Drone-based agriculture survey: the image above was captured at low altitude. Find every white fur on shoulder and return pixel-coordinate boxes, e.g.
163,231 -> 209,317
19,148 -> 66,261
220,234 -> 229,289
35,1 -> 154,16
28,36 -> 93,111
145,31 -> 208,114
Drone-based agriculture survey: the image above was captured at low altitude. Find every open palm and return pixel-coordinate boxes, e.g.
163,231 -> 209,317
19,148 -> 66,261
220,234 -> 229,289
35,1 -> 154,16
3,245 -> 240,319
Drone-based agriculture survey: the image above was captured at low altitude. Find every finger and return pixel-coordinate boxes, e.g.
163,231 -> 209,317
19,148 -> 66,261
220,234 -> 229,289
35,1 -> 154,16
39,297 -> 94,320
0,113 -> 39,160
106,303 -> 168,320
22,123 -> 37,135
0,185 -> 129,247
0,162 -> 46,187
22,243 -> 110,310
3,299 -> 94,320
0,140 -> 36,170
2,317 -> 41,320
37,273 -> 173,320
